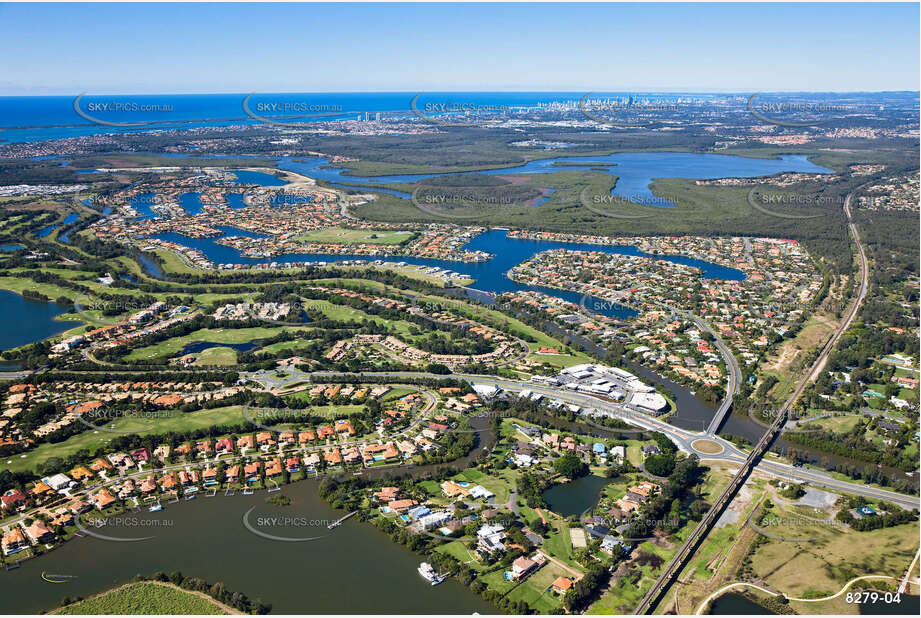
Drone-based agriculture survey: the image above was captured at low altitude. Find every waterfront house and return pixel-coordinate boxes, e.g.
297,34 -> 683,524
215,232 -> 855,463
285,457 -> 300,473
511,556 -> 538,580
374,487 -> 400,502
244,462 -> 261,482
92,488 -> 116,510
441,481 -> 470,499
323,448 -> 342,466
23,520 -> 55,544
66,499 -> 91,514
139,476 -> 157,494
159,473 -> 178,491
265,458 -> 283,478
51,509 -> 74,527
2,527 -> 28,555
342,447 -> 362,464
386,499 -> 417,513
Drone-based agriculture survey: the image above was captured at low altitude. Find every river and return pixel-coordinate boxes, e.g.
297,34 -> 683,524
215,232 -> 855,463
0,479 -> 493,615
276,152 -> 831,204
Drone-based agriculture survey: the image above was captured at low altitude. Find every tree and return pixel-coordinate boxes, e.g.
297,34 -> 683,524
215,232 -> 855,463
553,453 -> 587,479
644,453 -> 676,477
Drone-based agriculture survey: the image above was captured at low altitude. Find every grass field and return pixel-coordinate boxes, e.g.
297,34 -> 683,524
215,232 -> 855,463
1,406 -> 248,473
752,518 -> 918,598
54,582 -> 229,614
191,346 -> 238,366
149,248 -> 204,274
761,313 -> 838,401
123,326 -> 309,362
4,399 -> 375,474
292,227 -> 416,245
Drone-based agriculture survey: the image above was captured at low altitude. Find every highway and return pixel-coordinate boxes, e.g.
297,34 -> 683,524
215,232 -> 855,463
633,193 -> 886,614
307,370 -> 918,510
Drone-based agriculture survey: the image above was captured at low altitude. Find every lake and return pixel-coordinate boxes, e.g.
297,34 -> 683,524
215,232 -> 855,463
0,290 -> 71,352
707,592 -> 771,614
542,474 -> 611,518
0,479 -> 493,615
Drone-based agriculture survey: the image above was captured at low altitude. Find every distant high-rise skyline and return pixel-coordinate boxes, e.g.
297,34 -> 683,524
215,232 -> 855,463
0,2 -> 917,95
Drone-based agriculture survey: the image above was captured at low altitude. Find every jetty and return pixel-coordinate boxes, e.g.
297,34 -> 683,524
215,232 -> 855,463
328,510 -> 358,529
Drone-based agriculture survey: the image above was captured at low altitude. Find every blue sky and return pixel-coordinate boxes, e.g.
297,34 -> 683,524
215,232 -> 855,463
0,2 -> 917,94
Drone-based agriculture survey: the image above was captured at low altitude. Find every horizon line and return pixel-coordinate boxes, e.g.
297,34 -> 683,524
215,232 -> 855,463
0,89 -> 918,98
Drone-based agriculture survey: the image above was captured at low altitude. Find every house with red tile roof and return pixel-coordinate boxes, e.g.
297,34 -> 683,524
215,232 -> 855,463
2,527 -> 28,555
285,457 -> 300,473
551,577 -> 574,594
244,462 -> 261,480
386,499 -> 417,512
153,394 -> 183,407
69,466 -> 94,482
334,419 -> 355,435
89,458 -> 112,472
374,486 -> 400,502
265,459 -> 283,478
256,432 -> 275,447
139,476 -> 157,494
23,520 -> 55,544
1,489 -> 27,511
215,437 -> 234,454
159,473 -> 178,491
92,488 -> 117,510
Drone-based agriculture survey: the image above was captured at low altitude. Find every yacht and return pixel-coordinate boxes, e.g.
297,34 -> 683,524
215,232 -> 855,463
417,562 -> 445,586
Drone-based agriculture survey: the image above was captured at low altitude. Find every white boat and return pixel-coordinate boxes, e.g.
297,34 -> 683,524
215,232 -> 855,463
148,503 -> 163,513
418,562 -> 445,586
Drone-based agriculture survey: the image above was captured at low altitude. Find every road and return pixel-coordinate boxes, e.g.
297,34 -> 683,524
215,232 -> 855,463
308,369 -> 918,510
632,193 -> 900,614
800,193 -> 868,386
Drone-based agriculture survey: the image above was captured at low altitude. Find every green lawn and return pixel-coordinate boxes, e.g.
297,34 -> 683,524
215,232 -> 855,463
123,326 -> 310,361
2,406 -> 249,473
292,227 -> 416,245
191,346 -> 238,366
